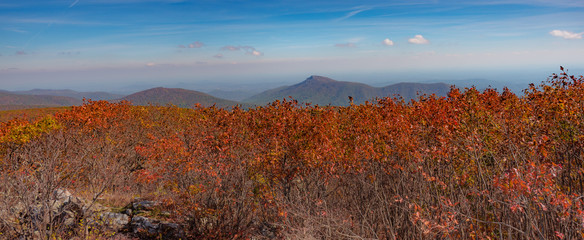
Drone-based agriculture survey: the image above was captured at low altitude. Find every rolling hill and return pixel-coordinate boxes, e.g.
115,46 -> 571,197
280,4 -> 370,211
121,87 -> 245,108
14,89 -> 124,101
0,91 -> 82,110
243,75 -> 451,106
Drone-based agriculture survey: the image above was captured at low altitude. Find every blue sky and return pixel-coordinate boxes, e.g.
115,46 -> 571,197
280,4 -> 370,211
1,0 -> 583,92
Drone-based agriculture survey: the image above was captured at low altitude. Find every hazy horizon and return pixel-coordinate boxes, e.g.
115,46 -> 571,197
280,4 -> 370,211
1,0 -> 583,92
0,67 -> 572,94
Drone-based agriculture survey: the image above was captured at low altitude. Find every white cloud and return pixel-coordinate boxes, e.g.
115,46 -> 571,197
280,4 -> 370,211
408,35 -> 429,44
334,43 -> 357,48
146,62 -> 156,67
250,50 -> 263,56
382,38 -> 394,46
242,46 -> 263,56
549,30 -> 583,39
213,53 -> 223,58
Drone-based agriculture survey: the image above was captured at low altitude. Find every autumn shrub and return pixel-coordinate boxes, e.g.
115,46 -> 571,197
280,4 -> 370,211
0,101 -> 148,238
2,68 -> 584,239
0,129 -> 94,238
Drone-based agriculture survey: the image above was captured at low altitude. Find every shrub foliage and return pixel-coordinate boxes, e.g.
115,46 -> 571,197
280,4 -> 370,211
1,69 -> 584,239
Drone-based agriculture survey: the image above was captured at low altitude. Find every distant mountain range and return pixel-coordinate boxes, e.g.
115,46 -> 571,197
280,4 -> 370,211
1,76 -> 454,110
206,89 -> 259,102
121,87 -> 244,108
243,75 -> 451,106
13,89 -> 123,101
0,91 -> 82,110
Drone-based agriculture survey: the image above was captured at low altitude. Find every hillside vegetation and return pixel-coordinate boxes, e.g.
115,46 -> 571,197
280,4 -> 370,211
1,69 -> 584,239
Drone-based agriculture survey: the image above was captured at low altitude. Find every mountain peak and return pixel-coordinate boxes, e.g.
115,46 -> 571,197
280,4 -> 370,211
244,76 -> 451,106
122,87 -> 242,108
305,75 -> 336,83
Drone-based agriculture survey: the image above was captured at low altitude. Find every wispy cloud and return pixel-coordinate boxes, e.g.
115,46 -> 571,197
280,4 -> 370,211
549,30 -> 583,39
464,0 -> 584,8
221,45 -> 241,51
15,51 -> 26,55
336,7 -> 372,21
12,18 -> 114,26
408,35 -> 429,44
178,41 -> 204,49
188,41 -> 204,48
220,45 -> 263,56
382,38 -> 394,46
0,3 -> 21,7
213,53 -> 223,58
59,51 -> 81,55
3,27 -> 27,33
79,0 -> 188,4
335,42 -> 357,48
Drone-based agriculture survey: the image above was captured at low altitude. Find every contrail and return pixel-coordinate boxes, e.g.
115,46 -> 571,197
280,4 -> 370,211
23,23 -> 51,49
23,0 -> 79,49
69,0 -> 79,8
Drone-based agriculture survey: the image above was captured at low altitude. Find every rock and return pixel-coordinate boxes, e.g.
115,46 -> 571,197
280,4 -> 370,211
131,216 -> 159,234
3,189 -> 185,238
160,221 -> 184,237
132,199 -> 158,211
9,188 -> 116,234
54,188 -> 73,202
100,212 -> 129,231
130,216 -> 184,238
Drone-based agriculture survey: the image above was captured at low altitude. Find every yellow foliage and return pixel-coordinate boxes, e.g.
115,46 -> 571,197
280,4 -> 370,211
1,115 -> 61,145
